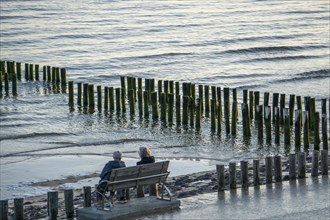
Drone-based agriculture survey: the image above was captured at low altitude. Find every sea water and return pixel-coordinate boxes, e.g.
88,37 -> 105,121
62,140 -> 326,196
0,0 -> 329,199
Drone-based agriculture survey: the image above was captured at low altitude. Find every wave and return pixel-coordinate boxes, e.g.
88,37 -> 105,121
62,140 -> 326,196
237,55 -> 323,63
118,52 -> 193,61
220,45 -> 326,55
0,138 -> 154,158
0,132 -> 70,141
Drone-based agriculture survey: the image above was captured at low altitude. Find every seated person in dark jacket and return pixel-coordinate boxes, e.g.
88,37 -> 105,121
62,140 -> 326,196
137,146 -> 155,165
97,151 -> 126,205
136,147 -> 157,197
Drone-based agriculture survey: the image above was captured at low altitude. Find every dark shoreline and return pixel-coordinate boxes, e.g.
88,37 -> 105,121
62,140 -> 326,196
6,154 -> 327,219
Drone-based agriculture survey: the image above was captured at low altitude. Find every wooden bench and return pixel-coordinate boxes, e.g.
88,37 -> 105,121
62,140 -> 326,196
96,161 -> 172,210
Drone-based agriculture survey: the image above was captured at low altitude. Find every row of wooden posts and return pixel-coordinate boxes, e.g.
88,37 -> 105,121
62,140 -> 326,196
0,149 -> 328,220
67,76 -> 329,151
0,60 -> 67,96
1,60 -> 329,150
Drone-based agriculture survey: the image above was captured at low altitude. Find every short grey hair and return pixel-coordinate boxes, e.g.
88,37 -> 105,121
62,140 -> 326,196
113,151 -> 122,160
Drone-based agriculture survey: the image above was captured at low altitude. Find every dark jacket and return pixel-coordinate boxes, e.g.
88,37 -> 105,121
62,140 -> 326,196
100,160 -> 126,180
137,156 -> 155,165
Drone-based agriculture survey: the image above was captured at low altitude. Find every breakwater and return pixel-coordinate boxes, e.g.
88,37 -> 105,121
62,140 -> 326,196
1,60 -> 329,154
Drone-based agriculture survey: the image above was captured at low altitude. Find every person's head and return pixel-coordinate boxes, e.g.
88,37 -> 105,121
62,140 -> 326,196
139,147 -> 151,158
113,151 -> 122,160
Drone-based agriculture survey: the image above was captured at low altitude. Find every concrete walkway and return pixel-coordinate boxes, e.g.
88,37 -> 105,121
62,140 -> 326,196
137,176 -> 329,220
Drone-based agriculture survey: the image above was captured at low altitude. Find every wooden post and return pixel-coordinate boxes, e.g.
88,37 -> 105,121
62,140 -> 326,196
265,106 -> 271,144
138,89 -> 143,117
77,83 -> 82,106
257,105 -> 263,141
128,89 -> 135,115
16,62 -> 22,81
284,108 -> 290,146
289,94 -> 295,125
88,85 -> 95,111
120,76 -> 126,113
216,164 -> 225,192
229,162 -> 236,189
151,91 -> 158,120
242,103 -> 251,137
0,200 -> 8,220
169,81 -> 174,95
265,156 -> 272,184
231,101 -> 237,135
321,99 -> 326,115
322,113 -> 328,150
29,64 -> 34,81
42,66 -> 46,81
138,78 -> 142,92
109,87 -> 114,112
314,112 -> 320,150
243,90 -> 248,104
274,155 -> 282,182
115,88 -> 121,113
164,80 -> 169,97
4,73 -> 9,94
254,91 -> 260,121
303,111 -> 309,150
35,64 -> 40,81
47,66 -> 51,82
190,96 -> 195,128
83,83 -> 89,108
263,92 -> 270,110
97,85 -> 102,111
168,93 -> 174,124
24,63 -> 29,81
224,87 -> 230,134
280,94 -> 285,124
61,68 -> 67,85
196,98 -> 201,130
83,186 -> 92,207
297,152 -> 306,178
176,95 -> 181,126
104,86 -> 109,112
182,96 -> 189,125
253,159 -> 260,186
295,109 -> 302,152
68,81 -> 74,108
64,189 -> 74,219
0,71 -> 2,95
204,85 -> 210,117
309,98 -> 316,131
48,191 -> 58,220
211,99 -> 216,131
198,85 -> 204,116
311,150 -> 319,177
143,91 -> 149,119
217,87 -> 222,119
51,67 -> 56,83
289,153 -> 296,180
158,80 -> 162,100
240,160 -> 249,188
12,72 -> 17,96
321,150 -> 328,175
160,92 -> 166,122
175,82 -> 180,96
296,96 -> 302,110
14,198 -> 24,220
249,91 -> 254,119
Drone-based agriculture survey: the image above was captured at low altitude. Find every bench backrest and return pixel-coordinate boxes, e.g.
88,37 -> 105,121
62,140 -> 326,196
107,161 -> 170,190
